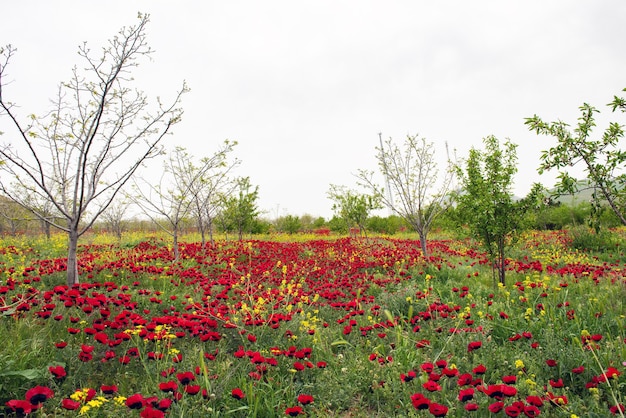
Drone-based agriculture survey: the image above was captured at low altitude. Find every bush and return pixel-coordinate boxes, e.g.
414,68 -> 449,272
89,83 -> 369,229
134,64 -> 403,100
567,225 -> 615,251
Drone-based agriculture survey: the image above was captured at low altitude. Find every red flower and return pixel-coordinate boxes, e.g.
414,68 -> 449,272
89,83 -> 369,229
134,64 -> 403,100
411,393 -> 431,410
502,375 -> 517,384
158,381 -> 178,393
467,341 -> 482,352
140,407 -> 165,418
549,378 -> 564,388
545,359 -> 557,367
184,385 -> 201,395
472,364 -> 486,375
25,385 -> 54,405
488,401 -> 504,413
524,405 -> 541,417
176,371 -> 195,385
297,394 -> 314,405
49,365 -> 67,379
464,403 -> 479,412
61,398 -> 81,410
100,385 -> 118,394
126,393 -> 145,409
504,403 -> 523,417
458,388 -> 474,402
231,388 -> 245,400
5,399 -> 32,415
285,406 -> 304,416
429,402 -> 449,417
423,381 -> 442,392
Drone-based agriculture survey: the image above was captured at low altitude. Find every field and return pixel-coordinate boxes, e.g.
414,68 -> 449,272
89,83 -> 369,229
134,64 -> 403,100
0,231 -> 624,417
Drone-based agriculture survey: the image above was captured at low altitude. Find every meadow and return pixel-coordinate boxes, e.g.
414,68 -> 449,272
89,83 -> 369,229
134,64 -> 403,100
0,230 -> 624,417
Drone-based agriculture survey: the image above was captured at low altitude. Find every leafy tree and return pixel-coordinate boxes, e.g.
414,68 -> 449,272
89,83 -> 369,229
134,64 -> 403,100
218,177 -> 260,240
327,184 -> 381,237
357,134 -> 454,255
0,14 -> 186,285
275,214 -> 302,234
525,90 -> 626,230
455,136 -> 523,286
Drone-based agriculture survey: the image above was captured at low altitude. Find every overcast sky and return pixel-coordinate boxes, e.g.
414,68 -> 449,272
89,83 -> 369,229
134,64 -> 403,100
3,1 -> 626,219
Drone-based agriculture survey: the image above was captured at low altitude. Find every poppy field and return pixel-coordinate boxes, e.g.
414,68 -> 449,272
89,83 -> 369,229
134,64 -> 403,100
0,231 -> 624,417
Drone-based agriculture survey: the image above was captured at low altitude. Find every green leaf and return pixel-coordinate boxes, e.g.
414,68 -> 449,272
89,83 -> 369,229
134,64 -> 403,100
0,368 -> 43,380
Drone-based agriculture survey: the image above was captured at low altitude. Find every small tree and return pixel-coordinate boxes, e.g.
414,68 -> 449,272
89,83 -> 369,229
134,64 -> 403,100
357,134 -> 454,255
219,177 -> 260,240
327,184 -> 381,237
525,91 -> 626,231
131,147 -> 203,261
185,140 -> 239,245
0,14 -> 186,285
101,199 -> 129,240
455,136 -> 521,286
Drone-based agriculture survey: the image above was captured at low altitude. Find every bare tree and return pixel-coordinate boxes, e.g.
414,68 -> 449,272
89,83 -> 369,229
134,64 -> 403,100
357,134 -> 454,256
101,198 -> 130,240
0,14 -> 187,285
130,147 -> 202,261
184,140 -> 239,245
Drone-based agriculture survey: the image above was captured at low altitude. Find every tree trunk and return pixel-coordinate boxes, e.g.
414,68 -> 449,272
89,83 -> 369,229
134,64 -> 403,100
67,228 -> 80,286
198,217 -> 206,247
418,230 -> 428,258
498,236 -> 506,286
173,228 -> 180,262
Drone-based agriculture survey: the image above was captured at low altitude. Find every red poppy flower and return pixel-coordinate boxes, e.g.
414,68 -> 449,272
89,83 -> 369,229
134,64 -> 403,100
504,404 -> 522,417
572,366 -> 585,374
524,405 -> 541,417
183,385 -> 201,395
423,381 -> 442,392
176,371 -> 195,385
61,398 -> 81,410
502,375 -> 517,384
465,403 -> 479,412
49,365 -> 67,379
101,385 -> 118,394
25,385 -> 54,405
297,394 -> 314,405
467,341 -> 482,352
5,399 -> 32,415
401,370 -> 417,382
411,393 -> 431,410
545,359 -> 557,367
549,378 -> 564,388
610,404 -> 625,415
231,388 -> 245,400
126,393 -> 145,409
429,402 -> 449,417
458,387 -> 475,402
158,381 -> 178,393
156,398 -> 172,411
285,406 -> 304,416
472,364 -> 487,375
488,401 -> 504,413
140,407 -> 165,418
526,395 -> 543,407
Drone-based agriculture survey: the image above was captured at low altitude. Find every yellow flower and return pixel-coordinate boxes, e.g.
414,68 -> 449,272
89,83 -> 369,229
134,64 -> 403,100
515,359 -> 525,369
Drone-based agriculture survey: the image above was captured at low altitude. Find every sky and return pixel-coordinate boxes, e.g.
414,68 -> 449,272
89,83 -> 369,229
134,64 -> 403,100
3,1 -> 626,219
